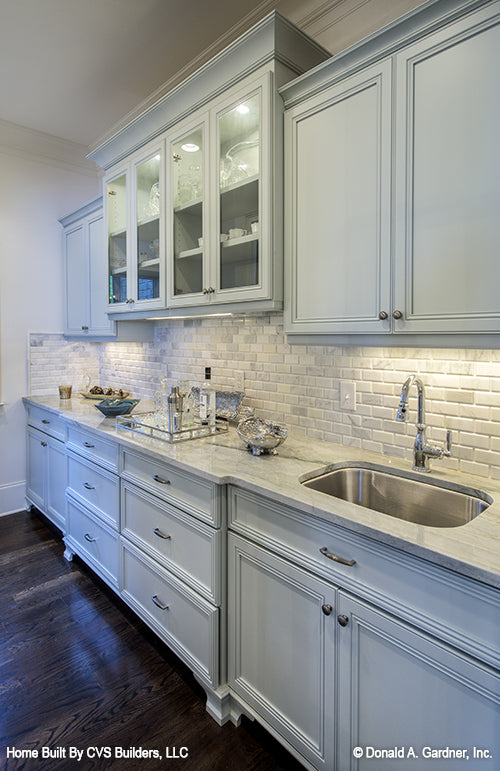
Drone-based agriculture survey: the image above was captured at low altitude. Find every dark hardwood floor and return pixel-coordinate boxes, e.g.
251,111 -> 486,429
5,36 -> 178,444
0,510 -> 305,771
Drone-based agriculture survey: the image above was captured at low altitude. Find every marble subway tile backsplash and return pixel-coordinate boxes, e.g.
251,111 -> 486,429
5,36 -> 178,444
28,316 -> 500,479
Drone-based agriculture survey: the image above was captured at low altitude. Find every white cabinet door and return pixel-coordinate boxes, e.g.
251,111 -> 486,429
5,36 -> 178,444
284,60 -> 392,335
337,592 -> 500,770
105,138 -> 165,313
228,533 -> 336,770
26,427 -> 67,532
393,4 -> 500,334
62,198 -> 115,337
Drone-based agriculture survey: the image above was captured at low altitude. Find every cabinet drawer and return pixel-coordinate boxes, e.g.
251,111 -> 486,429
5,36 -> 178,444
121,448 -> 221,526
121,482 -> 221,604
67,451 -> 119,527
121,540 -> 219,687
228,486 -> 500,669
67,426 -> 119,473
26,405 -> 66,441
66,498 -> 119,589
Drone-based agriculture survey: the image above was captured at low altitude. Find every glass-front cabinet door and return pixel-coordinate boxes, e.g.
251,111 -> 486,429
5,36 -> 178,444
167,116 -> 208,305
105,139 -> 165,312
218,89 -> 261,296
135,149 -> 162,306
107,168 -> 128,306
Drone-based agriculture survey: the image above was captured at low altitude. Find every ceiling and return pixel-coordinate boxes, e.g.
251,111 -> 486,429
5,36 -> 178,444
0,0 -> 312,149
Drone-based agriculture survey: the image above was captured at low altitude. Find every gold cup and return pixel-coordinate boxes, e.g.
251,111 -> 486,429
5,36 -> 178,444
58,385 -> 72,400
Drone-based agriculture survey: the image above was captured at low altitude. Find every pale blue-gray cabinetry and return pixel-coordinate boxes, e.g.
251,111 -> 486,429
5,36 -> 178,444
60,197 -> 115,338
89,12 -> 329,320
25,405 -> 67,532
227,486 -> 500,770
283,0 -> 500,340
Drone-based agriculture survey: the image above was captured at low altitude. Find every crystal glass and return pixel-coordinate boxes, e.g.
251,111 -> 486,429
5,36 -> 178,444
172,127 -> 204,297
136,154 -> 160,301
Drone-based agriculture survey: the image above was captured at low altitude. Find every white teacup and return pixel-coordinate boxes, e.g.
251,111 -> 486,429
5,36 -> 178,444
251,221 -> 259,234
229,228 -> 247,239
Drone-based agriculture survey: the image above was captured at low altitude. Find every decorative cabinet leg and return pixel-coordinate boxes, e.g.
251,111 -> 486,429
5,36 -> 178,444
193,678 -> 246,727
63,538 -> 75,562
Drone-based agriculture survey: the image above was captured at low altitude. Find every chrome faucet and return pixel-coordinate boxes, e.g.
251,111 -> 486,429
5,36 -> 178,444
396,374 -> 451,472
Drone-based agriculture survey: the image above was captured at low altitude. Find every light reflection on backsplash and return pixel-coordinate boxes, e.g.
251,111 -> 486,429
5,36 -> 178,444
28,316 -> 500,480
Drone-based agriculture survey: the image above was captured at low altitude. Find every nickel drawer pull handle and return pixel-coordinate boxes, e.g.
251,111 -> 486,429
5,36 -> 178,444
152,474 -> 170,485
83,442 -> 95,448
151,594 -> 169,610
153,527 -> 171,540
83,482 -> 95,490
320,546 -> 356,567
84,533 -> 96,543
41,419 -> 50,424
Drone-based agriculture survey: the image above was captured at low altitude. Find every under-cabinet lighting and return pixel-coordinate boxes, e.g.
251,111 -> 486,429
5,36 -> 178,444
181,143 -> 199,152
236,103 -> 250,115
145,313 -> 234,320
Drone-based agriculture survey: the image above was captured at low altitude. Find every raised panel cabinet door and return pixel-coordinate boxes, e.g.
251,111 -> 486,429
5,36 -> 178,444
284,60 -> 392,335
393,4 -> 500,333
228,533 -> 336,770
64,223 -> 89,334
337,592 -> 500,770
46,437 -> 67,532
26,428 -> 46,511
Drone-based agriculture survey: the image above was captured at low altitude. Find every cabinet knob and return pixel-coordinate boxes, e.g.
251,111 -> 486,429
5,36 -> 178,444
40,441 -> 47,447
392,309 -> 403,319
208,286 -> 215,294
126,298 -> 135,304
203,288 -> 208,295
337,614 -> 349,627
321,603 -> 333,616
81,325 -> 89,331
378,311 -> 388,320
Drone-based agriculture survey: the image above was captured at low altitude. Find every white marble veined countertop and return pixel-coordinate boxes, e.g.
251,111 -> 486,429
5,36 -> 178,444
24,395 -> 500,590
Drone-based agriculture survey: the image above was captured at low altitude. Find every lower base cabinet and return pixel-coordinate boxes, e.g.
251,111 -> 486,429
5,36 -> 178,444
228,533 -> 500,771
26,426 -> 67,532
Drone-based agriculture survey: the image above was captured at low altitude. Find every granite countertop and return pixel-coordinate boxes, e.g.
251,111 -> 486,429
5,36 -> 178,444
24,395 -> 500,590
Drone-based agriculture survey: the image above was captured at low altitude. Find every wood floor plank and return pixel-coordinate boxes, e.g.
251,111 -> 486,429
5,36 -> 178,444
0,511 -> 304,770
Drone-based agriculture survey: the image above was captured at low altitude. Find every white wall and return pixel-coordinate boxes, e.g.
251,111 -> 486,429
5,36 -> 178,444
0,121 -> 100,513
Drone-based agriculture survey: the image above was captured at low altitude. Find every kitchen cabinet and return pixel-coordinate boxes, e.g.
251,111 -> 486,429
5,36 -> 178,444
119,447 -> 225,709
105,137 -> 165,313
282,0 -> 500,341
167,73 -> 274,307
227,486 -> 500,770
88,12 -> 329,319
64,427 -> 120,590
25,406 -> 67,531
60,198 -> 115,338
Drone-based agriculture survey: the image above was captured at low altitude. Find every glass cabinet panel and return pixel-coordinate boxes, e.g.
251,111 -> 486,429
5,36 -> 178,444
136,153 -> 161,302
219,92 -> 260,291
172,127 -> 205,297
107,173 -> 127,304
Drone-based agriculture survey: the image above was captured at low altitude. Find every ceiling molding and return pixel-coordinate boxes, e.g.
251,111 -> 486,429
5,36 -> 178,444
89,0 -> 277,152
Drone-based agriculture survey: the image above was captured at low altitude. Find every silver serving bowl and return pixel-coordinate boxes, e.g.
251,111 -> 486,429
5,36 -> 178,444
236,417 -> 287,455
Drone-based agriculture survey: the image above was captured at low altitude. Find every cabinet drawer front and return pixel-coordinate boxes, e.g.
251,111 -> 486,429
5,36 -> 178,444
66,499 -> 119,588
67,426 -> 119,472
121,540 -> 219,687
121,483 -> 221,604
67,452 -> 119,527
27,405 -> 66,441
121,448 -> 220,526
228,486 -> 500,669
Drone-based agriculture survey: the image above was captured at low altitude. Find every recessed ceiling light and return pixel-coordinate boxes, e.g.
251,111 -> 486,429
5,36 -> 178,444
181,143 -> 199,152
236,103 -> 249,115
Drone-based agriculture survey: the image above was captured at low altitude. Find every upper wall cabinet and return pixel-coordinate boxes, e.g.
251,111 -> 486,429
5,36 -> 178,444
88,12 -> 330,319
282,0 -> 500,342
61,198 -> 115,338
105,138 -> 165,313
167,73 -> 272,307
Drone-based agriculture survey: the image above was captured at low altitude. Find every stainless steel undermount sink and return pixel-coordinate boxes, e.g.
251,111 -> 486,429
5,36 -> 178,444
300,463 -> 492,528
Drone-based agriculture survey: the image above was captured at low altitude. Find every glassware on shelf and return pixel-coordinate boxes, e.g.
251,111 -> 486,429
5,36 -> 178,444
220,140 -> 259,188
144,181 -> 160,217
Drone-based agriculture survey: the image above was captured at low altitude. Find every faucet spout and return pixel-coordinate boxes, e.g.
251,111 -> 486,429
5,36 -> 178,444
396,374 -> 451,472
